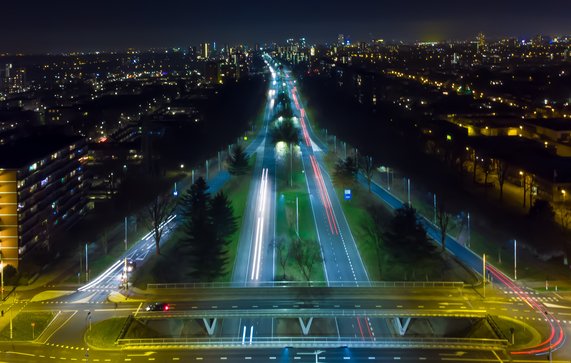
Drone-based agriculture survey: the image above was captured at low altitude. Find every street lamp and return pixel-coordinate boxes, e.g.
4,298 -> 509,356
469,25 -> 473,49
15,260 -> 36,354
482,253 -> 486,299
514,239 -> 517,280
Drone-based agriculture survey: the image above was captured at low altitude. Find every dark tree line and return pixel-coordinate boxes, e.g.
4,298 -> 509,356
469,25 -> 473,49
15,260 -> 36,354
179,177 -> 237,281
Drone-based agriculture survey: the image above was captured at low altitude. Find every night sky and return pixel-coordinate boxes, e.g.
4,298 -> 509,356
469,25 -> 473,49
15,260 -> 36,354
3,0 -> 571,53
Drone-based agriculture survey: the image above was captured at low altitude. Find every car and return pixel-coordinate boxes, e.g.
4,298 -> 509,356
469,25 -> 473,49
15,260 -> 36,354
145,303 -> 170,312
126,259 -> 136,272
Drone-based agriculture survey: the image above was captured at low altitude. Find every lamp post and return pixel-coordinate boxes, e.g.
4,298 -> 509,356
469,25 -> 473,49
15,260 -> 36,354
386,167 -> 391,190
296,196 -> 299,236
407,178 -> 411,206
467,213 -> 471,248
334,135 -> 337,154
124,216 -> 128,251
433,193 -> 437,224
482,254 -> 486,299
85,243 -> 89,282
514,239 -> 517,280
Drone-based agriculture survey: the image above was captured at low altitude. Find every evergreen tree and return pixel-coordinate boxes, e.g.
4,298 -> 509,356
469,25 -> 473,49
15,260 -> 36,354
383,205 -> 433,263
228,144 -> 250,176
210,191 -> 238,241
334,156 -> 358,185
179,179 -> 238,281
180,177 -> 212,279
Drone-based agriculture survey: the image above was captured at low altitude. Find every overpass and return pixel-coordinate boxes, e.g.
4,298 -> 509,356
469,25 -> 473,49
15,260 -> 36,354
116,336 -> 509,351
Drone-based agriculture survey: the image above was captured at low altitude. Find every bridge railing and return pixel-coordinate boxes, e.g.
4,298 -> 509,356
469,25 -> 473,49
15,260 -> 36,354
146,281 -> 464,289
133,308 -> 487,319
116,336 -> 508,350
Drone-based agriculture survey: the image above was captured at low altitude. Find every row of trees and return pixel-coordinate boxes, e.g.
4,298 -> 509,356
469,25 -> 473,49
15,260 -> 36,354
334,153 -> 452,252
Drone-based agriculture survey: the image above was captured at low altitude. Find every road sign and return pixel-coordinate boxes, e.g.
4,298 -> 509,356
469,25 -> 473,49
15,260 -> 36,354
344,189 -> 352,200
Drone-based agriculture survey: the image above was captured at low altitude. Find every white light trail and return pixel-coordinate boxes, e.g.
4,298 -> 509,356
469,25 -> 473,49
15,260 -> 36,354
251,168 -> 269,280
78,259 -> 123,291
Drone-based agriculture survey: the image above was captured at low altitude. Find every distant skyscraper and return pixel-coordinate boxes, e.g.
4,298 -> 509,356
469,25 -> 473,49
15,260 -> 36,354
200,42 -> 210,59
337,34 -> 345,46
0,64 -> 25,94
476,33 -> 486,53
188,46 -> 197,60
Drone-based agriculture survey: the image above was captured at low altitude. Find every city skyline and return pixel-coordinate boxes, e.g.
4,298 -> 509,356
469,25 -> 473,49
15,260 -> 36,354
2,0 -> 571,53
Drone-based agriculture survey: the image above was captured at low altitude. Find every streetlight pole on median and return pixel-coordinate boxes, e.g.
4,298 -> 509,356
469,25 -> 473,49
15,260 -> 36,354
386,167 -> 390,190
296,196 -> 299,236
467,212 -> 471,248
433,193 -> 437,224
85,243 -> 89,282
334,135 -> 337,154
407,178 -> 411,207
124,216 -> 128,251
514,239 -> 517,281
483,253 -> 486,299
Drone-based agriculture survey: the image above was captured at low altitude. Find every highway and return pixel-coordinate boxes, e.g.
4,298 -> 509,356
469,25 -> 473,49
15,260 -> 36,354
356,173 -> 567,356
2,57 -> 570,362
275,64 -> 391,342
0,344 -> 517,363
221,56 -> 279,341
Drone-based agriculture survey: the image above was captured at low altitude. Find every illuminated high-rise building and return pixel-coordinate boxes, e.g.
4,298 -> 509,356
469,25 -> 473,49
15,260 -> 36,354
0,134 -> 90,269
200,42 -> 210,59
476,33 -> 486,53
337,34 -> 345,46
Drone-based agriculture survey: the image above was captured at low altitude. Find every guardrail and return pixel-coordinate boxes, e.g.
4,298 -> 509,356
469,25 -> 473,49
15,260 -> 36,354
147,281 -> 464,289
116,336 -> 508,350
134,308 -> 487,319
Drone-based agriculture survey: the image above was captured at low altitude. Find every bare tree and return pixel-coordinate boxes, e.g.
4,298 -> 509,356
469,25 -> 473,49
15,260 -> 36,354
436,198 -> 451,252
556,204 -> 571,229
528,174 -> 536,208
146,194 -> 176,255
482,157 -> 493,186
364,204 -> 385,278
100,229 -> 109,255
271,237 -> 290,280
496,159 -> 509,201
360,156 -> 375,192
290,238 -> 323,282
521,173 -> 536,209
522,172 -> 528,208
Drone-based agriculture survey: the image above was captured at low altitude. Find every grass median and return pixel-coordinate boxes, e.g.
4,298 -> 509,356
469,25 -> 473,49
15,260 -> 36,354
0,312 -> 55,341
275,150 -> 324,282
85,317 -> 127,348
